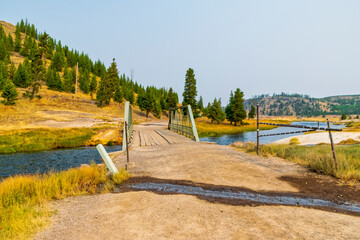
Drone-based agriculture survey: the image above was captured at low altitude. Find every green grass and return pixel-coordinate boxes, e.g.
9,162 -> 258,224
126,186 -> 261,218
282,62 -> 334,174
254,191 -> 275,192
234,143 -> 360,181
0,128 -> 95,154
0,164 -> 131,240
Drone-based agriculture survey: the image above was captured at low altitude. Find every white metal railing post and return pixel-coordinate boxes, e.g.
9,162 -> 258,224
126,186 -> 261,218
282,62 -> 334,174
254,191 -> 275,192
187,105 -> 199,142
123,101 -> 130,151
96,144 -> 118,174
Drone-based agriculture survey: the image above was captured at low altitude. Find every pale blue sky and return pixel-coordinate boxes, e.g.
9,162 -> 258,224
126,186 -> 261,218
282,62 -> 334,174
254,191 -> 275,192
1,0 -> 360,104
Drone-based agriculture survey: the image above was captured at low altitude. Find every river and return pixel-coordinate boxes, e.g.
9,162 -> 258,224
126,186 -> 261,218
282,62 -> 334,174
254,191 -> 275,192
0,145 -> 122,178
200,121 -> 343,145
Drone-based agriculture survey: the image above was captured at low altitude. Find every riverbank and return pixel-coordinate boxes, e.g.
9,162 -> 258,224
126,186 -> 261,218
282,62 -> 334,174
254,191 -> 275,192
232,142 -> 360,181
0,126 -> 123,154
0,164 -> 131,240
195,117 -> 290,137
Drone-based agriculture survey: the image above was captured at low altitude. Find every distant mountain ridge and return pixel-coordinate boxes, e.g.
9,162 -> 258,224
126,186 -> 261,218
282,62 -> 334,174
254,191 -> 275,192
244,93 -> 360,117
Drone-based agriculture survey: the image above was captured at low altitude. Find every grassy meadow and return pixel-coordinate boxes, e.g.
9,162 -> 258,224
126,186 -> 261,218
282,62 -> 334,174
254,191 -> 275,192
195,117 -> 291,137
234,142 -> 360,181
0,164 -> 130,240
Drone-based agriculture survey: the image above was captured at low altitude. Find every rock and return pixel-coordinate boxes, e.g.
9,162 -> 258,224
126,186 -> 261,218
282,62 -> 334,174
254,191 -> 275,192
80,164 -> 90,168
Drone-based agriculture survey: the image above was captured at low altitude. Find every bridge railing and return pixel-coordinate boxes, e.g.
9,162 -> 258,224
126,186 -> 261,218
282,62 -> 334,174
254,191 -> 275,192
168,105 -> 199,141
123,101 -> 133,151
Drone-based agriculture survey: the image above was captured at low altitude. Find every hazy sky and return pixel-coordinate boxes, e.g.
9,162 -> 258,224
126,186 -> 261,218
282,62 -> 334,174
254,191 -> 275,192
1,0 -> 360,104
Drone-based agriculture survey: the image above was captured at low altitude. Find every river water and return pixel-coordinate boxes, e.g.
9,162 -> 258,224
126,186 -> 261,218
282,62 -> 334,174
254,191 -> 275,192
0,145 -> 122,178
200,121 -> 343,145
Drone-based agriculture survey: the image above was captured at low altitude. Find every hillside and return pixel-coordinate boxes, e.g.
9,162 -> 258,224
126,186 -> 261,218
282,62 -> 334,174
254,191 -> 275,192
244,93 -> 360,117
0,19 -> 176,153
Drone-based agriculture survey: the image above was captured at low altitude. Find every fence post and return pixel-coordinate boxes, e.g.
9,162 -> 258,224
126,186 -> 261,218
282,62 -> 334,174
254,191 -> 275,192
327,119 -> 338,170
257,104 -> 260,155
96,144 -> 118,174
187,105 -> 200,142
125,121 -> 129,170
123,101 -> 130,152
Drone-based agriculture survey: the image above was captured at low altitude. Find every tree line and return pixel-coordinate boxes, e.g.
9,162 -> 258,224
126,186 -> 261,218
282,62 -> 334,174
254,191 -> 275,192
181,68 -> 256,125
0,19 -> 179,116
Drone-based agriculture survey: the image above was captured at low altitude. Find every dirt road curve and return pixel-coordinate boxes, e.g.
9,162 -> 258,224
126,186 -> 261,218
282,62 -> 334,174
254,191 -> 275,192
35,121 -> 360,240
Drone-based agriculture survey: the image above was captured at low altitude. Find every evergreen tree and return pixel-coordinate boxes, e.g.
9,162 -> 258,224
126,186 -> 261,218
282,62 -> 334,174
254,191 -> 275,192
38,32 -> 49,59
0,38 -> 8,61
13,63 -> 31,87
232,88 -> 247,125
1,81 -> 18,105
114,85 -> 123,104
197,96 -> 204,112
208,98 -> 225,124
23,50 -> 43,100
6,33 -> 14,51
341,114 -> 347,120
160,96 -> 167,110
14,25 -> 21,52
50,49 -> 65,72
106,58 -> 119,97
140,87 -> 154,118
96,76 -> 112,107
79,68 -> 90,93
182,68 -> 198,116
0,61 -> 7,90
248,104 -> 256,119
89,75 -> 97,98
63,66 -> 75,93
153,99 -> 162,119
20,35 -> 30,57
167,87 -> 177,108
225,91 -> 235,124
45,68 -> 63,91
8,62 -> 15,81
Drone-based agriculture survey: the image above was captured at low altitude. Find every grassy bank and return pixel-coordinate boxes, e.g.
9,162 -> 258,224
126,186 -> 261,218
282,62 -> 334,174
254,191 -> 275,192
234,142 -> 360,181
0,128 -> 94,154
196,118 -> 290,137
0,164 -> 130,240
0,126 -> 123,154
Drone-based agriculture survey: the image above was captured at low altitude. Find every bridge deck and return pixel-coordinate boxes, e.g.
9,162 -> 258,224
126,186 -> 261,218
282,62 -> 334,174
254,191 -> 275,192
130,122 -> 193,147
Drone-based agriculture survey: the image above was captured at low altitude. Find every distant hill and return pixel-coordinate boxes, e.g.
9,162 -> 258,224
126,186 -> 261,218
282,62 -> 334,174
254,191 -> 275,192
244,93 -> 360,117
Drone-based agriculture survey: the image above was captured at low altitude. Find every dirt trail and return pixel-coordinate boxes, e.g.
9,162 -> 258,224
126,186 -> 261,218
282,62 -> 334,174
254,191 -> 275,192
35,121 -> 360,240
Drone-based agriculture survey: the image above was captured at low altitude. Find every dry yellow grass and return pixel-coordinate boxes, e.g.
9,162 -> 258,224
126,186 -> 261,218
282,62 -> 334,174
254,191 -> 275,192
195,117 -> 289,137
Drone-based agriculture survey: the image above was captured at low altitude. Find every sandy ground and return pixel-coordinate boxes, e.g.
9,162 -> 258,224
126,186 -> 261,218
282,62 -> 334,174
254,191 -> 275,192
35,192 -> 360,240
274,131 -> 360,145
35,122 -> 360,239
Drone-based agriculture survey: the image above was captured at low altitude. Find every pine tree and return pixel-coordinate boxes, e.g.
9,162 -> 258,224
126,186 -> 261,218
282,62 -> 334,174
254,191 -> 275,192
106,58 -> 119,97
114,86 -> 123,104
1,82 -> 18,105
14,25 -> 21,52
96,76 -> 111,107
232,88 -> 247,125
208,98 -> 225,124
225,91 -> 234,124
13,63 -> 31,87
50,49 -> 65,72
248,104 -> 256,119
20,35 -> 30,57
45,68 -> 63,91
140,87 -> 154,118
23,50 -> 43,100
63,66 -> 74,93
0,38 -> 8,61
7,33 -> 14,51
182,68 -> 197,116
153,99 -> 162,119
38,32 -> 49,59
89,75 -> 98,98
79,69 -> 90,93
167,87 -> 177,108
197,96 -> 204,112
8,62 -> 15,81
0,61 -> 7,90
